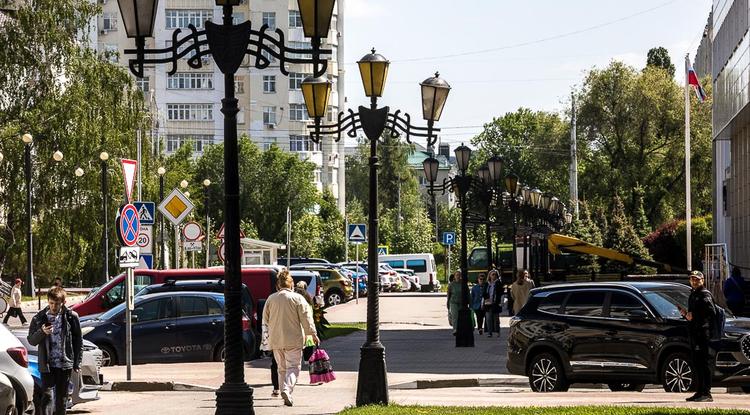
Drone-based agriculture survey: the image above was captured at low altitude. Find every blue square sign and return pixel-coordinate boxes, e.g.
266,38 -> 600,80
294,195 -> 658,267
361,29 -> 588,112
442,231 -> 456,246
348,224 -> 366,242
134,202 -> 156,225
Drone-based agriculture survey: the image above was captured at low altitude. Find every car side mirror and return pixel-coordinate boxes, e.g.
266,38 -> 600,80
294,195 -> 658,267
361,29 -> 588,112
131,314 -> 139,323
627,309 -> 650,322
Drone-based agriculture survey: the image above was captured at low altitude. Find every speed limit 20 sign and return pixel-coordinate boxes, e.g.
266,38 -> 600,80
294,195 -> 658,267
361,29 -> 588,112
137,225 -> 153,254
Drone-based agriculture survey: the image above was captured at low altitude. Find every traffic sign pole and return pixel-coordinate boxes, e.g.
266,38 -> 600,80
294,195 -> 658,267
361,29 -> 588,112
355,243 -> 359,304
126,267 -> 133,381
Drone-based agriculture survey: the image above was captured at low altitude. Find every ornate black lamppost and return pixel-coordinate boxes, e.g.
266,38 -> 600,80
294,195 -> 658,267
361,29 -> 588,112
423,144 -> 479,347
115,0 -> 336,412
301,50 -> 450,406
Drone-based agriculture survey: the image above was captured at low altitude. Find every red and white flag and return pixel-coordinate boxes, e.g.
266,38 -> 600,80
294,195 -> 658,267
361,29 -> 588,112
687,65 -> 707,103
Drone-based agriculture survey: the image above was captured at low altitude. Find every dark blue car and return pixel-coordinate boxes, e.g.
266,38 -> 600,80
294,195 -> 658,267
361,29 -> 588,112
80,291 -> 254,366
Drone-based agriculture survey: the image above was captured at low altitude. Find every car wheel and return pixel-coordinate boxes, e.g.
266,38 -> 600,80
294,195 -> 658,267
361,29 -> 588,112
326,290 -> 343,307
98,344 -> 117,367
214,343 -> 226,362
528,353 -> 569,392
661,352 -> 695,393
607,383 -> 646,392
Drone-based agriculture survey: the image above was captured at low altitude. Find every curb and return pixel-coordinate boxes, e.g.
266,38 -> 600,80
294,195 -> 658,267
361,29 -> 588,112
102,381 -> 217,392
391,376 -> 527,390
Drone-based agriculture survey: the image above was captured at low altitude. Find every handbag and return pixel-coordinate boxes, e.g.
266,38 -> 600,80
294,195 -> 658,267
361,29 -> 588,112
303,335 -> 316,361
259,323 -> 270,352
308,347 -> 336,384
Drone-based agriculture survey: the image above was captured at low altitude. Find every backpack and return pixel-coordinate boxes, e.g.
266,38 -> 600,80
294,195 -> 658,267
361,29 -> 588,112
711,303 -> 726,341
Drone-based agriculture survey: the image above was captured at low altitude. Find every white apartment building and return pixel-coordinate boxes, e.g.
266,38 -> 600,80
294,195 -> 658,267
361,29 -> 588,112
93,0 -> 346,211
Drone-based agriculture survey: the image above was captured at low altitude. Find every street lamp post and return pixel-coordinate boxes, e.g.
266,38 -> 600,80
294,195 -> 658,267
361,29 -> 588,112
100,151 -> 110,283
22,133 -> 34,297
302,51 -> 449,406
157,167 -> 166,269
203,179 -> 211,268
424,143 -> 475,348
116,0 -> 336,412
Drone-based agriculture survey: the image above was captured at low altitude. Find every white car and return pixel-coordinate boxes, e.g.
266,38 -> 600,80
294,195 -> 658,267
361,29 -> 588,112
0,324 -> 33,414
0,372 -> 16,415
393,268 -> 421,292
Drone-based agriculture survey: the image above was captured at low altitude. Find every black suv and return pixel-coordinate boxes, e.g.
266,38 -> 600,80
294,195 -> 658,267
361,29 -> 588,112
507,282 -> 750,393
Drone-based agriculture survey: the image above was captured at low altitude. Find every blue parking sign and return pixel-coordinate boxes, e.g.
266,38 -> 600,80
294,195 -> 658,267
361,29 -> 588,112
442,231 -> 456,246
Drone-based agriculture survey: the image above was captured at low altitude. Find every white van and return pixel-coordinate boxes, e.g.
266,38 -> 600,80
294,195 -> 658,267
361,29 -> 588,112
378,253 -> 439,292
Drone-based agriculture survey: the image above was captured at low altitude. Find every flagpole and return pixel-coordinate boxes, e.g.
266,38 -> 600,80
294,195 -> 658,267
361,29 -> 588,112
685,54 -> 692,271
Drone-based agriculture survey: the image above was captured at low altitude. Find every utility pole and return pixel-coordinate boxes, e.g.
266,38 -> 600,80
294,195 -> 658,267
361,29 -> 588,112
137,128 -> 142,201
570,92 -> 579,219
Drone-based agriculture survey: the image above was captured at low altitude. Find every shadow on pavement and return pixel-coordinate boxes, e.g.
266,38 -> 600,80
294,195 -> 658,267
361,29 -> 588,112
250,327 -> 507,375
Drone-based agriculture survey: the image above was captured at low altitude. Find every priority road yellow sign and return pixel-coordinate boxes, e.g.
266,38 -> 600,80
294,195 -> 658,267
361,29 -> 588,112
158,188 -> 194,226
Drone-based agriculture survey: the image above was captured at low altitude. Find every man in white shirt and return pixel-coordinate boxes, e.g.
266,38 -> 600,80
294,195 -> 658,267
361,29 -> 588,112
263,270 -> 319,407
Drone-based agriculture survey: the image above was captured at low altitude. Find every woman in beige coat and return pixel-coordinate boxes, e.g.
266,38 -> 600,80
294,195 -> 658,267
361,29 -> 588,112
510,269 -> 535,315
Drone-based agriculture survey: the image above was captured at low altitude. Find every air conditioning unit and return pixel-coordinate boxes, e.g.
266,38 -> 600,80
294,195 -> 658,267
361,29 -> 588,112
100,29 -> 108,35
265,123 -> 276,129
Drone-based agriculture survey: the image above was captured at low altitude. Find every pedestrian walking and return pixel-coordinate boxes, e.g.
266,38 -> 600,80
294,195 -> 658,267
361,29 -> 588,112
679,270 -> 716,402
723,267 -> 746,316
510,269 -> 535,315
27,286 -> 82,415
470,273 -> 488,335
263,270 -> 319,407
485,270 -> 501,337
3,279 -> 27,326
295,280 -> 314,306
446,271 -> 464,334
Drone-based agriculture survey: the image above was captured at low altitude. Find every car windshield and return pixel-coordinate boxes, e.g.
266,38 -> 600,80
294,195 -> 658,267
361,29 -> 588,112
641,287 -> 690,320
98,301 -> 127,321
85,286 -> 101,300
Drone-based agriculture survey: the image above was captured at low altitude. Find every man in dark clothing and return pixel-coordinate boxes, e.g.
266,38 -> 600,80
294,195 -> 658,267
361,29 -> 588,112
27,287 -> 82,414
679,271 -> 716,402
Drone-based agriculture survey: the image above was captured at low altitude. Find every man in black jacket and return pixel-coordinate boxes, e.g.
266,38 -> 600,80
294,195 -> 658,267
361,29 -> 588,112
679,271 -> 716,402
27,286 -> 82,414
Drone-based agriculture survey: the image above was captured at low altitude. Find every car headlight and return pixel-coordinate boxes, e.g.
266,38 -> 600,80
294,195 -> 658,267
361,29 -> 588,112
81,326 -> 95,336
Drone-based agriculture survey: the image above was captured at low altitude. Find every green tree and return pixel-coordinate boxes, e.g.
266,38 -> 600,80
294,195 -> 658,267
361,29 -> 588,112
318,189 -> 345,262
604,195 -> 653,273
646,46 -> 676,77
568,201 -> 601,273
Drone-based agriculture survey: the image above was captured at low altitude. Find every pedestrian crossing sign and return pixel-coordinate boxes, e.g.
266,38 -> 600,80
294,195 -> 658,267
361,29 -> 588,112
377,245 -> 388,256
134,202 -> 155,225
348,224 -> 366,242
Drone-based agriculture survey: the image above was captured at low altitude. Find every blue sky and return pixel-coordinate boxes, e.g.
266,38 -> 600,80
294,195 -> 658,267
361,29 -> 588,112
343,0 -> 713,148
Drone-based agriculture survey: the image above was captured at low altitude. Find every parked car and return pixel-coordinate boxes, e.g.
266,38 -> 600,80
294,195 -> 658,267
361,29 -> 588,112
290,270 -> 324,307
507,281 -> 750,393
0,324 -> 33,414
289,264 -> 353,306
0,372 -> 15,415
72,268 -> 277,317
81,292 -> 254,366
393,268 -> 421,292
14,329 -> 103,411
379,253 -> 439,291
358,263 -> 396,292
277,257 -> 330,266
337,263 -> 369,295
378,264 -> 403,292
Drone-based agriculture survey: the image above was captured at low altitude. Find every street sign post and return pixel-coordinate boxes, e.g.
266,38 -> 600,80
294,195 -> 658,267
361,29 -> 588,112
136,225 -> 153,254
184,241 -> 203,252
159,189 -> 194,269
182,221 -> 203,241
348,224 -> 366,242
121,159 -> 137,203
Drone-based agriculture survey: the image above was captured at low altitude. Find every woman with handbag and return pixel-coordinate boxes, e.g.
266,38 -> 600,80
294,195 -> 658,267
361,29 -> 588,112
485,270 -> 501,337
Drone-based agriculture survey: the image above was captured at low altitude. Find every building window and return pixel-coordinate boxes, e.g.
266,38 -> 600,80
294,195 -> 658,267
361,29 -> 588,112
261,49 -> 276,63
263,75 -> 276,93
232,12 -> 245,26
262,12 -> 276,29
263,107 -> 276,125
326,106 -> 337,122
102,13 -> 118,31
166,135 -> 214,153
314,170 -> 321,183
288,41 -> 311,59
136,77 -> 150,94
288,72 -> 308,90
289,104 -> 308,121
235,76 -> 245,94
166,104 -> 213,121
262,138 -> 277,151
165,9 -> 213,29
167,73 -> 213,90
289,10 -> 302,28
104,44 -> 118,63
290,135 -> 319,152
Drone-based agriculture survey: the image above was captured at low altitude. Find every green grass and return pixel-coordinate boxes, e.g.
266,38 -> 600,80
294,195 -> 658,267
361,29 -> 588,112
338,406 -> 750,415
321,322 -> 366,340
